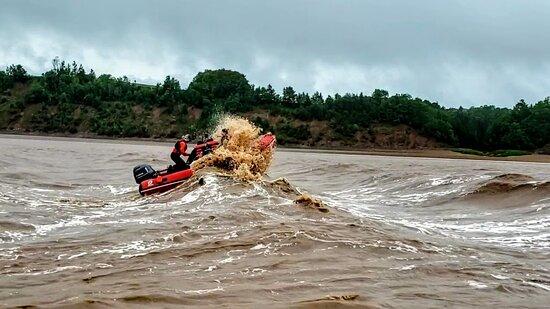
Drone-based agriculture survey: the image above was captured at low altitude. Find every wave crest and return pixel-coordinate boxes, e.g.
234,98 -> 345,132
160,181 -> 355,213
191,115 -> 274,181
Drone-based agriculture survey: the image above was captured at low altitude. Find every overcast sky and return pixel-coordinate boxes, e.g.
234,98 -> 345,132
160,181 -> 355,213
1,0 -> 549,107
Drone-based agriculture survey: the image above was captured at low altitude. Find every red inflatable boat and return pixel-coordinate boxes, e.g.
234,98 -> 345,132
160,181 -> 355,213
133,133 -> 276,196
259,133 -> 276,150
136,167 -> 194,196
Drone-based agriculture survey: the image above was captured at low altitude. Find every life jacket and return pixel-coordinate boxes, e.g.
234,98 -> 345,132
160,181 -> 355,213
171,139 -> 188,155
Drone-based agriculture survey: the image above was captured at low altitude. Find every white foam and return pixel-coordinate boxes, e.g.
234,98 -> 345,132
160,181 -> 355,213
251,243 -> 268,250
67,252 -> 87,260
523,280 -> 550,291
490,274 -> 509,280
467,280 -> 488,289
177,286 -> 224,294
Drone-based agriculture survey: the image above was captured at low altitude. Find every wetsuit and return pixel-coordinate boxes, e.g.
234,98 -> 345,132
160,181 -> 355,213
171,139 -> 190,170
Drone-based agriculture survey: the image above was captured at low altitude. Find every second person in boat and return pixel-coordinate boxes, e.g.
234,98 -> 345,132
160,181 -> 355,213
171,134 -> 191,171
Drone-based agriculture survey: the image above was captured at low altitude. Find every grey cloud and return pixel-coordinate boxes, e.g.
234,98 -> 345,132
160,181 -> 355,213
1,0 -> 549,107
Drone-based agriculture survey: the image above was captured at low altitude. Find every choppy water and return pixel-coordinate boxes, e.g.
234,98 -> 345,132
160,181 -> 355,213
1,135 -> 549,308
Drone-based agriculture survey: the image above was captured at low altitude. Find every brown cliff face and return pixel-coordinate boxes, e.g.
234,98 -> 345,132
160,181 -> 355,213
242,111 -> 438,149
365,124 -> 438,149
287,120 -> 437,149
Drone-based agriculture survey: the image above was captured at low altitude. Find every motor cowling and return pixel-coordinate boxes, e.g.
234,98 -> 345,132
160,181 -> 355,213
133,164 -> 157,184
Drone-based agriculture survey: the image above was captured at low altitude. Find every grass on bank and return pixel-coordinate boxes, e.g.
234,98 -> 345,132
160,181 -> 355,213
451,148 -> 532,157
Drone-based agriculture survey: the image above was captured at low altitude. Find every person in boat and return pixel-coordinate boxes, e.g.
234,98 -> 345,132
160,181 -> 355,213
202,134 -> 217,156
220,128 -> 229,146
186,133 -> 221,165
171,134 -> 191,171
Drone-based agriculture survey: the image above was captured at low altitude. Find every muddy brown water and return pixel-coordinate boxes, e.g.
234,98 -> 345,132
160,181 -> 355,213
0,135 -> 549,308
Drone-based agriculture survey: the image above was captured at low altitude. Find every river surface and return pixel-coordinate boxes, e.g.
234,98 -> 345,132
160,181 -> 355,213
0,135 -> 549,308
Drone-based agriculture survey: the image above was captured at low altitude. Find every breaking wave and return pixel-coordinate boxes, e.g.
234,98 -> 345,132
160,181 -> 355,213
191,115 -> 274,181
451,173 -> 550,210
469,173 -> 549,195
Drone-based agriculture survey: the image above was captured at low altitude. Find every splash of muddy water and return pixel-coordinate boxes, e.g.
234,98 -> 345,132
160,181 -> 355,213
189,115 -> 325,211
191,115 -> 274,181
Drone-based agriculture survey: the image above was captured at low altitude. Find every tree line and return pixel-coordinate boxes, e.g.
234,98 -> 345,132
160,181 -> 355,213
0,59 -> 548,151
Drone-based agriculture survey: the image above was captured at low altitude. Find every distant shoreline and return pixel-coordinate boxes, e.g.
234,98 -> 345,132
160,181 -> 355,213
280,147 -> 550,163
1,131 -> 549,163
0,130 -> 175,145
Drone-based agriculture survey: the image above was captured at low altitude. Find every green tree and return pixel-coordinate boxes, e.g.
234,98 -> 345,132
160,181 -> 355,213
6,64 -> 29,83
282,86 -> 297,106
188,69 -> 252,102
24,82 -> 50,105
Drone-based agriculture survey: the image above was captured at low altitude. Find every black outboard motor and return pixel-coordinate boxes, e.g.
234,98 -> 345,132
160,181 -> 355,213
133,164 -> 157,184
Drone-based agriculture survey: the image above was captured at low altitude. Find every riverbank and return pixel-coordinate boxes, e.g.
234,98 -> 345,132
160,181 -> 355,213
281,146 -> 550,163
1,132 -> 549,163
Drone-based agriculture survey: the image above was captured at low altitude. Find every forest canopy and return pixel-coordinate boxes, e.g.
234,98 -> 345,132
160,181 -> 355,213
0,60 -> 548,152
